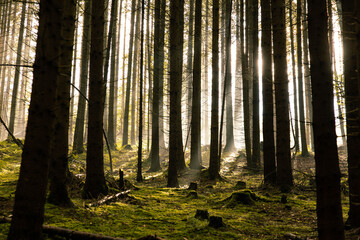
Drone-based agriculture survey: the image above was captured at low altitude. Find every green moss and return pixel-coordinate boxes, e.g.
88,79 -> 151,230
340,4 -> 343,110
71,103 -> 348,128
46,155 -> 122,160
0,143 -> 345,240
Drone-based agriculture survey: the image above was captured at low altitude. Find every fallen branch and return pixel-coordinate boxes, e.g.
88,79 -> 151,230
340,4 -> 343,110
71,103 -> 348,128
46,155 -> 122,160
87,190 -> 132,207
0,217 -> 126,240
0,116 -> 24,149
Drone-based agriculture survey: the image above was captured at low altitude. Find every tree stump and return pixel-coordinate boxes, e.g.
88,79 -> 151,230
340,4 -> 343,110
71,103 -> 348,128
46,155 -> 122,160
119,169 -> 125,190
209,216 -> 225,228
281,194 -> 287,204
187,191 -> 198,198
195,209 -> 209,220
188,182 -> 198,190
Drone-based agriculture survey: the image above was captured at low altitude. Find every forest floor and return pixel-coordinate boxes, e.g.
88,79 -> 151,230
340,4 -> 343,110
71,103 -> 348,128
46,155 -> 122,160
0,140 -> 357,240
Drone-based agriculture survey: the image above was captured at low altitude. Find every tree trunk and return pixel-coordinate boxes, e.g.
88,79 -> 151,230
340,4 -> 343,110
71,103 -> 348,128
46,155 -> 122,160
308,0 -> 345,238
209,0 -> 220,180
341,0 -> 360,229
130,0 -> 141,146
251,0 -> 260,168
8,1 -> 26,138
69,3 -> 80,145
83,0 -> 109,199
190,0 -> 202,169
289,0 -> 299,153
168,0 -> 185,187
242,0 -> 251,165
297,0 -> 308,156
272,0 -> 293,191
302,0 -> 314,152
261,0 -> 276,185
149,0 -> 165,172
107,0 -> 120,149
47,0 -> 77,208
136,0 -> 145,183
122,0 -> 137,146
73,0 -> 91,154
234,0 -> 242,146
186,0 -> 194,143
7,0 -> 64,238
202,0 -> 210,144
223,0 -> 235,154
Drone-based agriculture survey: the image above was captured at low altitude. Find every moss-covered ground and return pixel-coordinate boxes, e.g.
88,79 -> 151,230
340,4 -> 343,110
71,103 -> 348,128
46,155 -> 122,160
0,141 -> 356,239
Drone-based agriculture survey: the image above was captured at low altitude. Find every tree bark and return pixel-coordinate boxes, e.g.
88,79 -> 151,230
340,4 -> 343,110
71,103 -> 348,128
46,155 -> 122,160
223,0 -> 235,154
73,0 -> 91,154
190,0 -> 202,169
8,1 -> 26,138
308,0 -> 345,238
83,0 -> 109,199
297,0 -> 308,156
149,0 -> 166,172
209,0 -> 220,180
48,0 -> 77,208
168,0 -> 185,187
242,0 -> 251,165
262,0 -> 276,185
271,0 -> 293,191
251,0 -> 260,168
341,0 -> 360,229
122,0 -> 137,146
7,0 -> 64,238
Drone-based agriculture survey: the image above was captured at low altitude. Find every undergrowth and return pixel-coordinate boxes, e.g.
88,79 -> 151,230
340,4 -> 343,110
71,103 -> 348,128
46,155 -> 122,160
0,141 -> 355,239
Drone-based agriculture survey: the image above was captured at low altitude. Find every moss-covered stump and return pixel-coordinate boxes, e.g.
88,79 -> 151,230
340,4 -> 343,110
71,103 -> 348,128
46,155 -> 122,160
195,209 -> 209,220
187,191 -> 198,198
209,216 -> 225,228
224,189 -> 257,206
188,182 -> 198,190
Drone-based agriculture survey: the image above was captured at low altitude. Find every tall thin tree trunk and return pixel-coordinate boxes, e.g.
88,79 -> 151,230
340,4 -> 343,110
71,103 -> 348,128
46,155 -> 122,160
209,0 -> 220,180
203,0 -> 209,144
297,0 -> 308,156
168,0 -> 185,187
342,0 -> 360,229
83,0 -> 109,199
242,0 -> 251,165
131,0 -> 141,146
149,0 -> 165,171
137,0 -> 145,182
302,0 -> 314,152
272,0 -> 293,191
308,0 -> 345,238
186,0 -> 194,144
289,0 -> 299,153
122,0 -> 137,147
251,0 -> 260,168
69,3 -> 80,145
190,0 -> 202,169
262,0 -> 276,185
107,0 -> 119,149
223,0 -> 235,153
234,0 -> 242,146
73,0 -> 91,153
48,0 -> 76,208
8,1 -> 26,137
